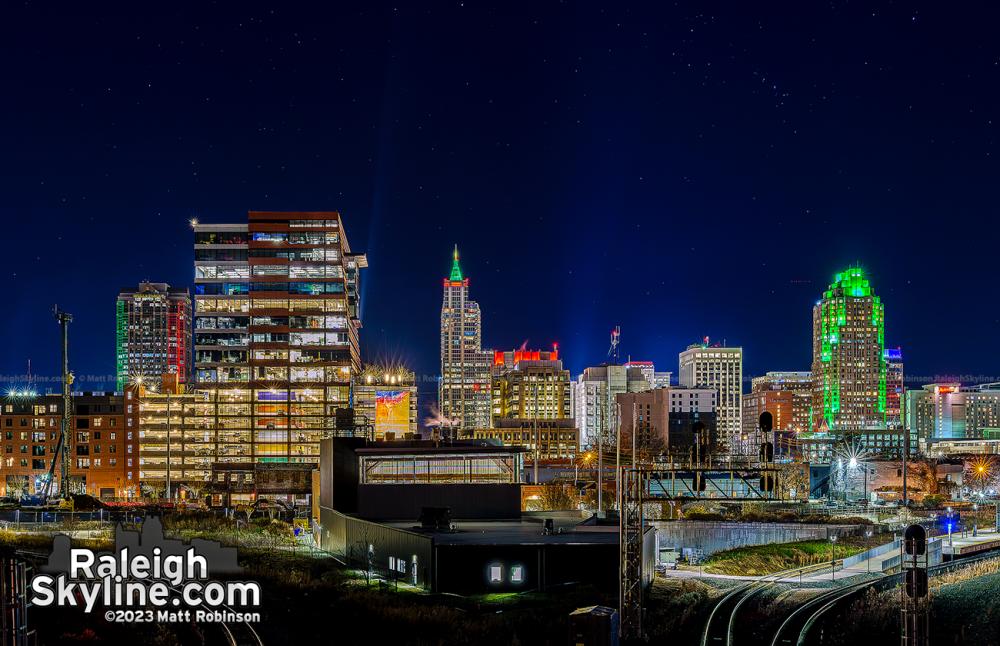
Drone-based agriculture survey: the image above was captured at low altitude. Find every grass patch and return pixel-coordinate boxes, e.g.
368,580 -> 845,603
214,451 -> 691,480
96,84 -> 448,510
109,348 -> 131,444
645,577 -> 720,643
703,539 -> 865,576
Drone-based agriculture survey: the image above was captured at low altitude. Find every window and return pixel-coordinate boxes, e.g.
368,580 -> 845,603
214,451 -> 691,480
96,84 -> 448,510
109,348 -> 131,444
510,566 -> 524,584
489,565 -> 503,583
251,232 -> 287,242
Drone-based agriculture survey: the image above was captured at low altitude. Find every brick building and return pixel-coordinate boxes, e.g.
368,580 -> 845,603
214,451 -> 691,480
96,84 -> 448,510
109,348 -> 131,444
0,391 -> 139,499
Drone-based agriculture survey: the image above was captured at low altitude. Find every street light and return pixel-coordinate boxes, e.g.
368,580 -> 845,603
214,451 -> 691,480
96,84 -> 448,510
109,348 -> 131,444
830,534 -> 838,581
865,529 -> 873,573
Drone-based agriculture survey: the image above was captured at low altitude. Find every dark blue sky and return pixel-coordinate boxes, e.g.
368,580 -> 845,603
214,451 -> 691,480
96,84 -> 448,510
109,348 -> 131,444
2,2 -> 998,397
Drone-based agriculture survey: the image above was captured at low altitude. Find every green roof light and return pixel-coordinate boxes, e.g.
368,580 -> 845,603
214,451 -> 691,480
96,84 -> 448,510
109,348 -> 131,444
450,245 -> 463,281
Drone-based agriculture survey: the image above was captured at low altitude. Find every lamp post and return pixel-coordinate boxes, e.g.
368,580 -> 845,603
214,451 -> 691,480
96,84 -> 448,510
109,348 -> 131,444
830,534 -> 838,581
947,506 -> 954,548
866,529 -> 873,573
532,383 -> 539,485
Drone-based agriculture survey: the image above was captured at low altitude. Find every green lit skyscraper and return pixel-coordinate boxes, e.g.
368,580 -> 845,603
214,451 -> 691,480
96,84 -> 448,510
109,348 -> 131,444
811,267 -> 886,432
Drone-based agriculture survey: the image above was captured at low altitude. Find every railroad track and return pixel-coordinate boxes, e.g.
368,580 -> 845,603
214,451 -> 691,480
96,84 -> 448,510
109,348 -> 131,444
15,549 -> 262,645
701,563 -> 832,646
166,583 -> 264,646
775,546 -> 1000,646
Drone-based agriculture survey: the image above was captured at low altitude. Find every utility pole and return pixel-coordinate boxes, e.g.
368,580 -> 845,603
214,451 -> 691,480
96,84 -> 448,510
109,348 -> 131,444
902,425 -> 909,507
631,402 -> 637,465
54,307 -> 73,499
615,403 -> 621,510
533,383 -> 539,485
597,400 -> 603,513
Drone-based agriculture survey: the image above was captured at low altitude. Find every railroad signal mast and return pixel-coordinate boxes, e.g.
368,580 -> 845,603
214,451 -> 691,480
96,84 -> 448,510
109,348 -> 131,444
901,524 -> 929,646
618,411 -> 780,640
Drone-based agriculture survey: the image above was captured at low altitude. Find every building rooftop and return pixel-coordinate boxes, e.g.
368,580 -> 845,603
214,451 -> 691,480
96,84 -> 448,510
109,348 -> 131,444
355,440 -> 528,456
384,518 -> 621,546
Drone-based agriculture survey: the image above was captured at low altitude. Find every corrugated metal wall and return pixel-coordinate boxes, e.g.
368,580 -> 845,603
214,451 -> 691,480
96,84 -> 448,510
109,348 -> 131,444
319,506 -> 434,589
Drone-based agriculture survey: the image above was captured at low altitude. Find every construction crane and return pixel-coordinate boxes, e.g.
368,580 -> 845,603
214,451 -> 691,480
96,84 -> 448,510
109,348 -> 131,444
40,307 -> 73,501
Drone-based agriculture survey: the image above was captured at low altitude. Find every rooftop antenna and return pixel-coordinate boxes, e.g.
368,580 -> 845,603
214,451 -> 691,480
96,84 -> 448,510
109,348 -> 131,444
607,326 -> 621,364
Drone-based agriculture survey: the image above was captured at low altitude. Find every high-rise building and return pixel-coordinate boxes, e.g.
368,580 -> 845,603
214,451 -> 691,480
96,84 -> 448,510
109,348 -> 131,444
678,342 -> 743,454
491,347 -> 571,422
193,211 -> 367,466
116,282 -> 191,391
742,371 -> 812,443
622,360 -> 672,390
571,365 -> 650,448
811,267 -> 886,432
0,391 -> 138,499
616,386 -> 717,458
907,383 -> 1000,444
884,348 -> 904,430
749,371 -> 813,395
476,347 -> 578,461
439,246 -> 492,430
354,367 -> 419,440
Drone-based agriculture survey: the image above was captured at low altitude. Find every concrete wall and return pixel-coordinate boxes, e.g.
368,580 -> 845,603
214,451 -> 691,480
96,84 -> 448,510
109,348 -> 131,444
653,520 -> 864,560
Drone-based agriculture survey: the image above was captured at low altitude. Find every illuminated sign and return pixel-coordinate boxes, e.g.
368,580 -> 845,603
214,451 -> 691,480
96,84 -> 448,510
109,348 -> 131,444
375,390 -> 410,438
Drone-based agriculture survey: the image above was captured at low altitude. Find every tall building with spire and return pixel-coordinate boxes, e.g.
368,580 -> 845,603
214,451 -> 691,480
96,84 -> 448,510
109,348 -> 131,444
811,267 -> 886,432
439,246 -> 492,430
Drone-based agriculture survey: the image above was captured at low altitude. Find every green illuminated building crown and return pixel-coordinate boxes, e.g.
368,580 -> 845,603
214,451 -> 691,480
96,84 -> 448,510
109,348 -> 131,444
824,266 -> 874,298
450,244 -> 463,281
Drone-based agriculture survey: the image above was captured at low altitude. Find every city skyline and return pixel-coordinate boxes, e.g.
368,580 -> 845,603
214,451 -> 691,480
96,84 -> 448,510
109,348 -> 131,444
3,3 -> 1000,392
0,239 -> 991,392
3,6 -> 1000,645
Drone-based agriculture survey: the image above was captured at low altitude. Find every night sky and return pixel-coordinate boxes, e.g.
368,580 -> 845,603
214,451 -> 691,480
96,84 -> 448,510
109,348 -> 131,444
3,2 -> 999,401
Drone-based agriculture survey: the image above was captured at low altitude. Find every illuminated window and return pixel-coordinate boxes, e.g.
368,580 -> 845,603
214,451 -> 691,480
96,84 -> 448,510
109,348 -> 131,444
489,565 -> 503,583
510,565 -> 524,583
